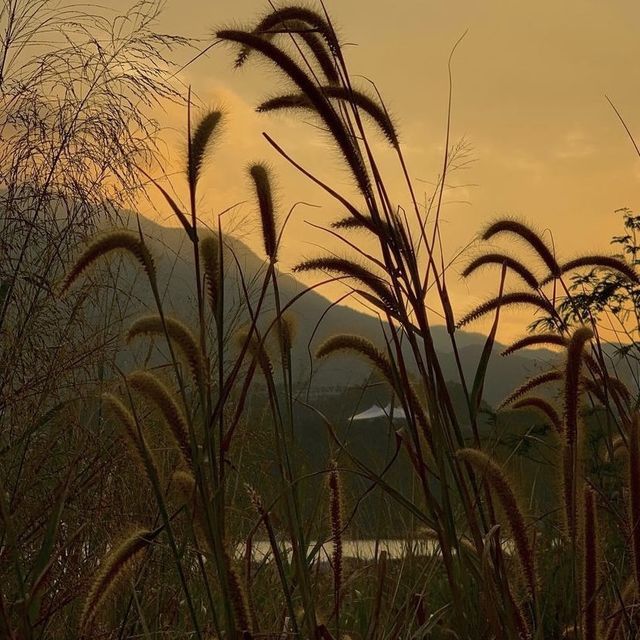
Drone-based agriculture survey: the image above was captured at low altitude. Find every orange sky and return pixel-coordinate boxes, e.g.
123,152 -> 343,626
117,0 -> 640,342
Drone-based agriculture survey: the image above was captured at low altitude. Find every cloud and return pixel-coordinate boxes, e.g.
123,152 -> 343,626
554,129 -> 596,160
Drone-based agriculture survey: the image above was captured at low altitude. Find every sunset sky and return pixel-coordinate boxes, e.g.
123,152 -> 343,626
119,0 -> 640,341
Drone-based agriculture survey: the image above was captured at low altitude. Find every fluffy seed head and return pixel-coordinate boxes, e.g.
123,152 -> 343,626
187,110 -> 223,190
128,371 -> 192,466
127,315 -> 205,389
564,327 -> 594,447
62,231 -> 156,293
328,460 -> 343,613
79,528 -> 153,632
234,7 -> 340,83
583,488 -> 598,640
457,292 -> 556,328
101,393 -> 153,474
170,470 -> 196,505
249,163 -> 278,261
316,334 -> 430,440
258,85 -> 398,147
225,550 -> 252,633
498,371 -> 563,409
482,219 -> 560,277
457,447 -> 537,599
294,256 -> 395,311
511,396 -> 563,434
200,234 -> 220,314
629,413 -> 640,596
502,333 -> 568,357
462,253 -> 539,290
540,254 -> 640,286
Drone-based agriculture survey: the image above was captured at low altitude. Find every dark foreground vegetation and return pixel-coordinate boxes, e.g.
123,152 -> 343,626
2,2 -> 640,639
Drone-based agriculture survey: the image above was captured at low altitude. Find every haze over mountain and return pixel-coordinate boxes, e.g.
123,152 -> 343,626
110,213 -> 559,408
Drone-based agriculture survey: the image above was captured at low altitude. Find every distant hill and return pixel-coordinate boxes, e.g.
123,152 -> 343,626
102,213 -> 560,409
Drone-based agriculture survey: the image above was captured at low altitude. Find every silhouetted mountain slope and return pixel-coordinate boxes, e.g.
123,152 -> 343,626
105,213 -> 560,408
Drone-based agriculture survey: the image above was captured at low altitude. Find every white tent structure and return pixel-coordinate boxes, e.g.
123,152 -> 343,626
351,403 -> 406,421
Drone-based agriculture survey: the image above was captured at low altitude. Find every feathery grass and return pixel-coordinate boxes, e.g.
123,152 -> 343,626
128,371 -> 192,466
258,85 -> 398,147
462,253 -> 539,290
457,292 -> 556,328
249,163 -> 278,262
482,219 -> 560,277
127,315 -> 205,388
79,528 -> 154,633
187,110 -> 223,192
62,231 -> 156,293
457,448 -> 537,599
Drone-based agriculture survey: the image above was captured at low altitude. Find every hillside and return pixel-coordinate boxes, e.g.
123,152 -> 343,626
105,213 -> 559,408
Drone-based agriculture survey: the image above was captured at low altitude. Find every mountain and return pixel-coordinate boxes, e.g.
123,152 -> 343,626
103,213 -> 558,408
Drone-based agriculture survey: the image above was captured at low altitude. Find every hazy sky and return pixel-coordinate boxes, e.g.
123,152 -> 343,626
120,0 -> 640,341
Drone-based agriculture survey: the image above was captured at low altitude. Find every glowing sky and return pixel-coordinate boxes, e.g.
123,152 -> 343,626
118,0 -> 640,341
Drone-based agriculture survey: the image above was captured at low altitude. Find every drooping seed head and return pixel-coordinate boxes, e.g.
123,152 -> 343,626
127,371 -> 192,467
511,396 -> 563,434
456,447 -> 537,599
457,292 -> 556,328
482,218 -> 560,277
79,528 -> 154,632
502,333 -> 568,357
498,370 -> 563,410
62,231 -> 156,293
462,252 -> 539,290
127,315 -> 205,389
294,256 -> 395,312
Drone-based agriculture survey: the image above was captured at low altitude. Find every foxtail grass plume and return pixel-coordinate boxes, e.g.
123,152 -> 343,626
316,334 -> 430,439
128,371 -> 192,466
462,253 -> 539,290
235,6 -> 339,58
457,292 -> 556,328
482,219 -> 560,277
457,447 -> 537,599
187,110 -> 223,192
502,333 -> 568,357
200,234 -> 221,314
170,469 -> 196,505
243,18 -> 338,85
294,257 -> 395,311
101,393 -> 157,477
127,315 -> 205,389
540,254 -> 640,286
225,550 -> 252,633
217,29 -> 371,197
249,163 -> 278,261
562,326 -> 593,540
62,231 -> 156,293
331,214 -> 374,231
498,370 -> 563,409
274,311 -> 297,363
258,85 -> 398,148
511,397 -> 563,434
79,528 -> 154,632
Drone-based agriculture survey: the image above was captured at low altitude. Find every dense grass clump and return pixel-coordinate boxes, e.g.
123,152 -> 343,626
6,3 -> 640,640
